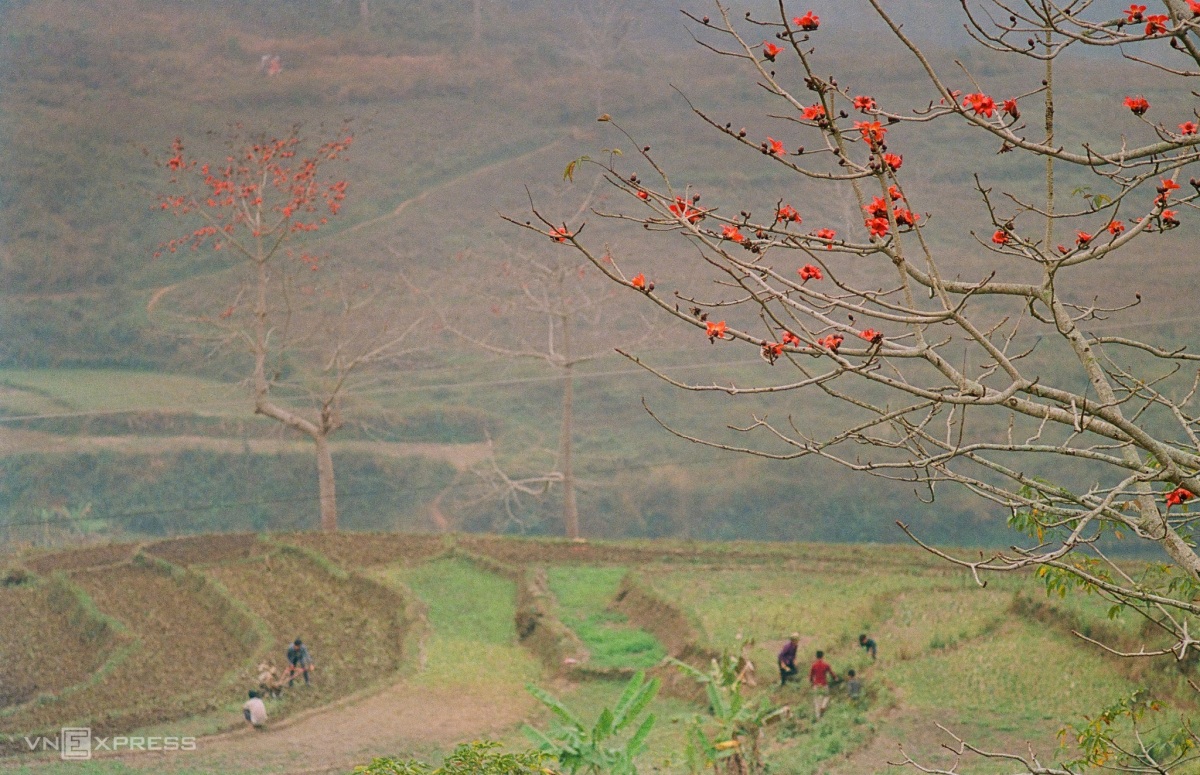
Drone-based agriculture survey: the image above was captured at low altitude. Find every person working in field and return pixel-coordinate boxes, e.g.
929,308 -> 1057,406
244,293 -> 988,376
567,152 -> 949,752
809,649 -> 838,719
858,633 -> 877,660
286,638 -> 314,686
243,690 -> 268,729
777,633 -> 801,686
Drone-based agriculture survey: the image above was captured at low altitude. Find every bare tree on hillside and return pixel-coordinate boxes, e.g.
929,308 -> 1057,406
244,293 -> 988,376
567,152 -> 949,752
522,0 -> 1200,770
153,124 -> 420,532
432,175 -> 655,539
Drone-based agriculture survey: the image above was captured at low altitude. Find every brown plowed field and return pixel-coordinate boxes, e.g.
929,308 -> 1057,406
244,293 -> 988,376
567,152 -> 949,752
144,533 -> 269,566
0,585 -> 106,709
279,531 -> 448,568
0,563 -> 248,740
203,552 -> 407,715
25,542 -> 139,575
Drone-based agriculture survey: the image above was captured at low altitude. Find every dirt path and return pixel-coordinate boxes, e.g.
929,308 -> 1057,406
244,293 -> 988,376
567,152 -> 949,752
189,680 -> 536,774
0,427 -> 490,471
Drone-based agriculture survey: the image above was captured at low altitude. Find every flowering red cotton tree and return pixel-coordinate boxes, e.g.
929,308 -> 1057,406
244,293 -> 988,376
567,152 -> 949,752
523,0 -> 1200,769
155,124 -> 414,532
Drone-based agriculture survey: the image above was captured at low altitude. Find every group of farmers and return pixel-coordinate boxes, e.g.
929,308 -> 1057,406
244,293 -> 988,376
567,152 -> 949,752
777,632 -> 876,719
242,638 -> 314,730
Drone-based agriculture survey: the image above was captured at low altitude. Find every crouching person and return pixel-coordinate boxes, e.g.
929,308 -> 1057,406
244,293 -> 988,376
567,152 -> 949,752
243,690 -> 268,729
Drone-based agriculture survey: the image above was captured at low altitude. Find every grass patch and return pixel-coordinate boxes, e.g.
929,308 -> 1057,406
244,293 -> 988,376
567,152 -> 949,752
546,566 -> 665,670
381,558 -> 540,689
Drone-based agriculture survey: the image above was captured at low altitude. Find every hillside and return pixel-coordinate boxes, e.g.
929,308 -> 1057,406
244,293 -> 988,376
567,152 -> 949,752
2,0 -> 1198,548
1,534 -> 1183,774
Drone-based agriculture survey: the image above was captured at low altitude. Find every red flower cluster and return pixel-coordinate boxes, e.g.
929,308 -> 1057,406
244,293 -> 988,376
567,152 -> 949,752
1124,4 -> 1146,22
864,197 -> 888,218
722,224 -> 747,242
1145,14 -> 1169,34
669,197 -> 704,224
1189,0 -> 1200,15
802,103 -> 827,121
763,42 -> 782,61
777,204 -> 802,224
782,331 -> 802,346
630,273 -> 647,290
1165,487 -> 1194,508
865,217 -> 890,237
813,227 -> 837,248
706,320 -> 728,342
855,121 -> 887,147
766,137 -> 786,155
894,208 -> 919,227
963,93 -> 996,118
1107,221 -> 1125,236
853,95 -> 877,112
1162,209 -> 1180,227
793,11 -> 820,30
992,230 -> 1009,245
1124,96 -> 1150,115
1075,231 -> 1093,247
762,341 -> 785,363
858,329 -> 883,343
881,153 -> 902,171
550,226 -> 572,243
817,334 -> 844,353
798,264 -> 823,282
1181,121 -> 1199,135
1157,177 -> 1181,206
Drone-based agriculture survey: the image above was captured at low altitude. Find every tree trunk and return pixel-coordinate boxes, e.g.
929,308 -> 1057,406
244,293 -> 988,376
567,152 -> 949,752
559,315 -> 579,539
315,431 -> 338,532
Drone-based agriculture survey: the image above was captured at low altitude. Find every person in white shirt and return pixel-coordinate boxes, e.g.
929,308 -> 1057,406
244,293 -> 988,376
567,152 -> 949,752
243,690 -> 268,729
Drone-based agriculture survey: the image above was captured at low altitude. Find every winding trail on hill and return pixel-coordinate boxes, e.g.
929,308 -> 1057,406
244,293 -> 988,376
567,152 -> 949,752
0,427 -> 490,471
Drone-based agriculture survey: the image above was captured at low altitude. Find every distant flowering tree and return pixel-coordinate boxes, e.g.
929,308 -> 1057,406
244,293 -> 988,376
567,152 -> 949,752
522,0 -> 1200,770
155,123 -> 418,532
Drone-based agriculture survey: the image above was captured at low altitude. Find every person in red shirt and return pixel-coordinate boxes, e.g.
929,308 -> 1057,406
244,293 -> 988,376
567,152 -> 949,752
809,650 -> 838,719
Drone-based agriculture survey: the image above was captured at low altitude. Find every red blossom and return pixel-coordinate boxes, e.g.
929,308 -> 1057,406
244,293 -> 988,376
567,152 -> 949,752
881,153 -> 903,171
1165,487 -> 1194,508
631,273 -> 647,290
888,185 -> 904,201
782,330 -> 802,346
722,224 -> 747,242
817,334 -> 844,353
1107,220 -> 1126,236
763,42 -> 782,61
1076,230 -> 1093,247
793,11 -> 820,30
766,137 -> 786,155
669,197 -> 704,224
1124,95 -> 1150,115
706,320 -> 728,342
1189,0 -> 1200,16
550,226 -> 572,243
1124,4 -> 1146,22
802,103 -> 827,121
1145,14 -> 1169,34
798,264 -> 823,282
863,196 -> 889,218
777,204 -> 802,224
962,92 -> 996,118
813,227 -> 837,248
637,190 -> 649,200
992,230 -> 1010,245
865,217 -> 890,237
1162,209 -> 1179,226
894,208 -> 919,227
762,341 -> 785,363
853,95 -> 877,112
1180,121 -> 1199,135
858,329 -> 883,343
854,120 -> 887,147
1002,98 -> 1020,119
